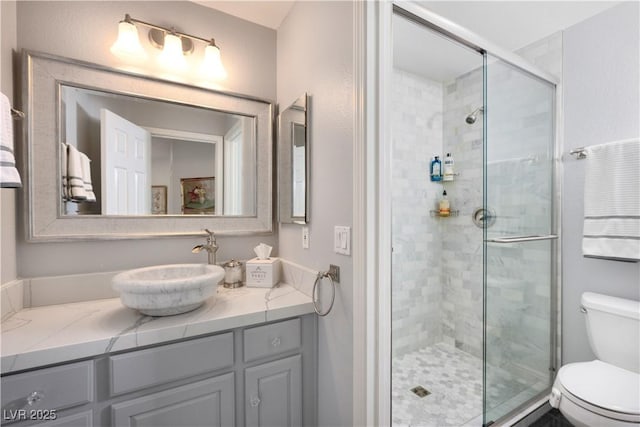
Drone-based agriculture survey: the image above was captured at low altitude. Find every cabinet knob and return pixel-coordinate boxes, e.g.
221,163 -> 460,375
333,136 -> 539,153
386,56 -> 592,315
26,391 -> 44,406
271,337 -> 281,348
250,395 -> 261,407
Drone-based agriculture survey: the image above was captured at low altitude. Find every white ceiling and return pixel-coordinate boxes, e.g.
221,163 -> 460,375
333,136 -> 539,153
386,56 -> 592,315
394,14 -> 482,82
191,1 -> 620,81
395,1 -> 620,82
192,0 -> 295,29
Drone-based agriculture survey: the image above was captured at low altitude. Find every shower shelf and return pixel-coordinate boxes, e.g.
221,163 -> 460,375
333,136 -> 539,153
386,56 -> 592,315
430,210 -> 459,218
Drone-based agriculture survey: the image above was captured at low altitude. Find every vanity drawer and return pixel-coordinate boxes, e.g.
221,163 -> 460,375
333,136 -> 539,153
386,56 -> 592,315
1,361 -> 94,416
243,318 -> 301,362
109,332 -> 233,396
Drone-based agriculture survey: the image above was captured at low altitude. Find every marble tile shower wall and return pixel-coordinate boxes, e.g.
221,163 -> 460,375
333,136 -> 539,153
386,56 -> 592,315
391,69 -> 444,357
440,34 -> 562,380
484,32 -> 562,381
441,68 -> 484,358
516,31 -> 563,376
391,34 -> 561,367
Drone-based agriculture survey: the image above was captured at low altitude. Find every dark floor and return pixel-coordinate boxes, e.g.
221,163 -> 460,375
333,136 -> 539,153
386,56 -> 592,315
529,409 -> 575,427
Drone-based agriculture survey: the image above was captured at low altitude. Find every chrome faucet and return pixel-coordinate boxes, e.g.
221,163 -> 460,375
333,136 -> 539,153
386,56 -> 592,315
192,229 -> 218,265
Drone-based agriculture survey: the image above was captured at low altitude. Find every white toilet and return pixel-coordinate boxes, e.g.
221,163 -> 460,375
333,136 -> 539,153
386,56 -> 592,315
550,292 -> 640,426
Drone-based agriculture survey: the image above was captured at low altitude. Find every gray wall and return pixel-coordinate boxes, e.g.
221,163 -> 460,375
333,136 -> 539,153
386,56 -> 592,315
1,0 -> 17,285
277,2 -> 354,426
562,2 -> 640,363
12,1 -> 278,278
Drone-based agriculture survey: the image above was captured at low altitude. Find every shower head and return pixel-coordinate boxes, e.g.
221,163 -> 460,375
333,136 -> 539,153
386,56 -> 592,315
465,106 -> 484,124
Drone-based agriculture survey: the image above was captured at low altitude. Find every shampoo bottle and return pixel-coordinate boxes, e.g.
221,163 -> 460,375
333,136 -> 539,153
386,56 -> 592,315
430,156 -> 442,182
439,190 -> 450,216
443,153 -> 455,181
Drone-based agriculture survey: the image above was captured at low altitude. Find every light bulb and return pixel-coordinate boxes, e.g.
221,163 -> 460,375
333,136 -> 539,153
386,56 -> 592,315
201,43 -> 227,80
158,33 -> 187,70
110,20 -> 147,60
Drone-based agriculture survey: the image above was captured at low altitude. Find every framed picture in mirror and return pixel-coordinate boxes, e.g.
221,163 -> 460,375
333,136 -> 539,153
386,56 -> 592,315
151,186 -> 167,215
181,177 -> 215,214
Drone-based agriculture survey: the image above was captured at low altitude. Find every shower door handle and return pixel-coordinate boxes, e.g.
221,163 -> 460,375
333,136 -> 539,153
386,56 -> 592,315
487,234 -> 558,243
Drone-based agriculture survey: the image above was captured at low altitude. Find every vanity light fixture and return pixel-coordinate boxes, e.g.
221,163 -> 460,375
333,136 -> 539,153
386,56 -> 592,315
110,16 -> 147,60
111,14 -> 227,79
157,32 -> 188,70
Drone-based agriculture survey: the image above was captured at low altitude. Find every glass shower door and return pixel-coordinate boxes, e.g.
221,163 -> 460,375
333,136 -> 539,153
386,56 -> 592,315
483,55 -> 556,425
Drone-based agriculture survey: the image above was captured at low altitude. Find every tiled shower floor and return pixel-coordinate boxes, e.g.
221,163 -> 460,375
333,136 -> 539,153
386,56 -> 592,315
392,343 -> 541,427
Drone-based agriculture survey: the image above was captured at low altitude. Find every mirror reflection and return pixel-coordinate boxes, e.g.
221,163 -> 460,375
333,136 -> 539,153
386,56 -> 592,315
278,93 -> 309,224
60,85 -> 256,216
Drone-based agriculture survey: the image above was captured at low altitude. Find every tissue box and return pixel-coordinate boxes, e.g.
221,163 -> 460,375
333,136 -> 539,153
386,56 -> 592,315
245,257 -> 281,288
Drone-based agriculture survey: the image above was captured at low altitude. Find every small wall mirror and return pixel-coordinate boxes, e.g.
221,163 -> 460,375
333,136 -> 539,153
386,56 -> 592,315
278,93 -> 309,224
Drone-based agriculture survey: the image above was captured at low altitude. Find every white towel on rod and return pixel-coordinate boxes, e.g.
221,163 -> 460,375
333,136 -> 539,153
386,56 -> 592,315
0,92 -> 22,188
79,151 -> 96,202
583,138 -> 640,261
67,143 -> 87,201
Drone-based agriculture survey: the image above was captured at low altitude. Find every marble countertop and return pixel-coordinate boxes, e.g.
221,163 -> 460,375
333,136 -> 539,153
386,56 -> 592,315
1,283 -> 314,374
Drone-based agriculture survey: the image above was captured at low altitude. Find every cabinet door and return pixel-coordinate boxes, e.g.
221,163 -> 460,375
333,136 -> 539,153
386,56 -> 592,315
111,373 -> 234,427
245,355 -> 302,427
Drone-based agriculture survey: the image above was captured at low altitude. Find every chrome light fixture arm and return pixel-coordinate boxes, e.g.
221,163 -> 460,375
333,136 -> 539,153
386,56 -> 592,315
112,13 -> 227,79
121,14 -> 221,50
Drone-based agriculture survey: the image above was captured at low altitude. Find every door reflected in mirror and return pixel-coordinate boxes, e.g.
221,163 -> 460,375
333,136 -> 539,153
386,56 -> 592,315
278,93 -> 309,224
61,85 -> 256,216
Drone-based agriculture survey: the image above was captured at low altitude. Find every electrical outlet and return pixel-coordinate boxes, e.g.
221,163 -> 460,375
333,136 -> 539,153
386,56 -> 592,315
302,227 -> 309,249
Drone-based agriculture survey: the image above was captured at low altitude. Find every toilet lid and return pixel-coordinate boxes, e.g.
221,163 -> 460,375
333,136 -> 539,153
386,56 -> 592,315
559,360 -> 640,415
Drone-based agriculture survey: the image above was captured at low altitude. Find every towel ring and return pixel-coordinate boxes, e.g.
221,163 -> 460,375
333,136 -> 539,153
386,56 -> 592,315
313,272 -> 336,317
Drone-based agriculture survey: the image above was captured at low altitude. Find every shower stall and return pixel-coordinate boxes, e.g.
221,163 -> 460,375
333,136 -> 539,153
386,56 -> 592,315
389,4 -> 558,427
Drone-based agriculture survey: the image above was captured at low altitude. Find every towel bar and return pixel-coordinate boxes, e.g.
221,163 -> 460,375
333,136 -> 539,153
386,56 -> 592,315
487,234 -> 558,243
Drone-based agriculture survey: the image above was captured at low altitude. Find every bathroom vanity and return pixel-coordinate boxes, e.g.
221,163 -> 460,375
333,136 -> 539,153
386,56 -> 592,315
1,268 -> 318,427
4,45 -> 321,426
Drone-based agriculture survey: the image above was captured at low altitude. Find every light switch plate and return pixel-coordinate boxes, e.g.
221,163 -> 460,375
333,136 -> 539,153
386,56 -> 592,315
334,226 -> 351,255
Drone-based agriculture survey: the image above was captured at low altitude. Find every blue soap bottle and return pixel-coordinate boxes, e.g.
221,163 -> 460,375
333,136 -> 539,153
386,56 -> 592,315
430,156 -> 442,181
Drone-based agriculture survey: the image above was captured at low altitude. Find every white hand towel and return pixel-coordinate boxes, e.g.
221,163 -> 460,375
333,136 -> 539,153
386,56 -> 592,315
583,138 -> 640,261
61,143 -> 69,200
79,152 -> 96,202
67,144 -> 87,201
0,92 -> 22,188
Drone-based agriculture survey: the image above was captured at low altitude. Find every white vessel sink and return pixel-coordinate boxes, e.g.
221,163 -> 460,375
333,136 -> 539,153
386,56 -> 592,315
112,264 -> 224,316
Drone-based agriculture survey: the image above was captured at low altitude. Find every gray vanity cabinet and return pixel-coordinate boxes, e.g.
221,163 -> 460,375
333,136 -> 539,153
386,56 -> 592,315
1,314 -> 317,427
242,318 -> 304,427
0,361 -> 94,426
108,333 -> 234,396
111,373 -> 235,427
245,355 -> 302,427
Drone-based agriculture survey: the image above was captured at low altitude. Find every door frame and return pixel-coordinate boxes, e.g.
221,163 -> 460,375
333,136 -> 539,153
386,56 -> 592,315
144,126 -> 224,216
351,1 -> 564,425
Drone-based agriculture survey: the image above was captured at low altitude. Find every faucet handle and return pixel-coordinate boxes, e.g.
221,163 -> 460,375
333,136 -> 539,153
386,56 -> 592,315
204,229 -> 216,245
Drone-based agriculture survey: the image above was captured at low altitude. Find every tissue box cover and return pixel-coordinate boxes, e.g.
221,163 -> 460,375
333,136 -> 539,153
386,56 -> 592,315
246,257 -> 281,288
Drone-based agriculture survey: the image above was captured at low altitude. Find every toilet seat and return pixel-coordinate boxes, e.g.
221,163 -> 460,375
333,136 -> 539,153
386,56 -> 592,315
556,361 -> 640,423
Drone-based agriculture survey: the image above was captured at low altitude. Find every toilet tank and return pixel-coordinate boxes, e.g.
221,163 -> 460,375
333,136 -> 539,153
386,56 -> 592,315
582,292 -> 640,373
